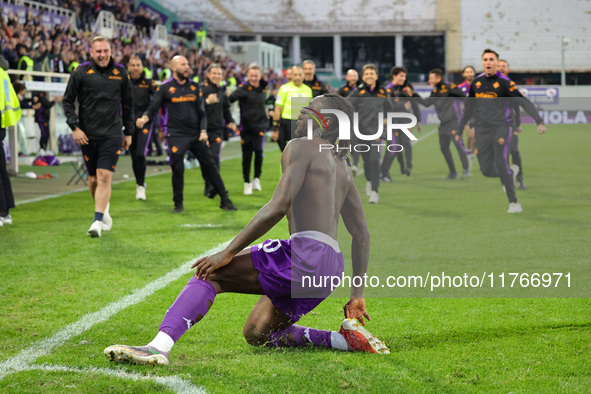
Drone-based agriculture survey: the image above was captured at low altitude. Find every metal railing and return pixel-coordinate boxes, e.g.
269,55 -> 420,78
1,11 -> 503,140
5,70 -> 70,174
3,0 -> 76,26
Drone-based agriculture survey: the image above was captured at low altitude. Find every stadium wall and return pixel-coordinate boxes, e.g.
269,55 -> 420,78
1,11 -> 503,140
460,0 -> 591,72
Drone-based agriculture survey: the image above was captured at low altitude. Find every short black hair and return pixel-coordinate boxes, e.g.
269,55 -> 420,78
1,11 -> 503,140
482,48 -> 499,59
429,68 -> 444,79
462,65 -> 475,74
390,66 -> 407,76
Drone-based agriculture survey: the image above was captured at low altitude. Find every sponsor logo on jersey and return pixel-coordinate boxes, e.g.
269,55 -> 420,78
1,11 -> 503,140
476,92 -> 498,98
475,81 -> 482,88
493,82 -> 500,89
171,94 -> 197,103
169,87 -> 176,94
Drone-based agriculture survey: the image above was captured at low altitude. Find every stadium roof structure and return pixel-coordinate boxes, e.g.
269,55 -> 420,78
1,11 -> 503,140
156,0 -> 439,34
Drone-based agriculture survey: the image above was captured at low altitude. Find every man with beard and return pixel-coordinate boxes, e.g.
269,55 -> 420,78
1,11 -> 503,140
303,60 -> 330,98
136,56 -> 237,213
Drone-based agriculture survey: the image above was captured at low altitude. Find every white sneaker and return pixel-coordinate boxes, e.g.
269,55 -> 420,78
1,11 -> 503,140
1,214 -> 12,225
369,191 -> 379,204
351,165 -> 358,177
510,164 -> 520,185
467,153 -> 474,171
243,182 -> 253,195
0,219 -> 3,227
365,181 -> 372,197
88,220 -> 107,237
136,185 -> 146,200
507,202 -> 523,213
102,203 -> 112,231
252,178 -> 262,191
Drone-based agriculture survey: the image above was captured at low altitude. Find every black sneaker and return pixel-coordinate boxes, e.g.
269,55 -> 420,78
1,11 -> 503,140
220,199 -> 237,211
517,181 -> 527,190
204,185 -> 217,199
171,205 -> 184,213
405,168 -> 412,176
446,173 -> 458,180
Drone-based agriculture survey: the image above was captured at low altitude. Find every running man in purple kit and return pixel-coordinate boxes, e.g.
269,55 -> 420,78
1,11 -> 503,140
104,94 -> 389,366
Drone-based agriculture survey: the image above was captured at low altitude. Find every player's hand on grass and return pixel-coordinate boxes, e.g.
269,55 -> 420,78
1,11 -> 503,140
517,126 -> 523,133
343,298 -> 371,326
271,127 -> 279,142
72,128 -> 89,145
417,122 -> 422,133
537,124 -> 546,134
122,135 -> 132,149
454,134 -> 460,142
192,250 -> 233,280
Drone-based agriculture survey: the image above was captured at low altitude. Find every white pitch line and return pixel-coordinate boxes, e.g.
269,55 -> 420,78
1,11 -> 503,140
411,127 -> 438,144
20,364 -> 205,394
15,146 -> 278,206
0,240 -> 230,382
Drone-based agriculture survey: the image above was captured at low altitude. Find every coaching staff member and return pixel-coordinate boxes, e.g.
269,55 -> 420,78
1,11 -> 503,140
136,56 -> 237,213
63,36 -> 133,238
229,64 -> 268,195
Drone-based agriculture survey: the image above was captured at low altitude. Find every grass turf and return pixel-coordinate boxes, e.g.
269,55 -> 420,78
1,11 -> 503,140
1,125 -> 590,392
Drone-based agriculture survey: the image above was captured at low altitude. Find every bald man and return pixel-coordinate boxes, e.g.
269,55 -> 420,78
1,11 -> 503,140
137,56 -> 237,212
337,69 -> 359,97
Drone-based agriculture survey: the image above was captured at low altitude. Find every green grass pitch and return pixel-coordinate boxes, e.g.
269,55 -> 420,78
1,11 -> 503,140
1,124 -> 590,392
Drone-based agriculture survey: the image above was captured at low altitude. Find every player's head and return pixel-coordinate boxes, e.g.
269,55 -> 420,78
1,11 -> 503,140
462,65 -> 476,82
291,65 -> 304,86
428,68 -> 444,87
498,59 -> 510,77
171,55 -> 190,81
285,66 -> 292,80
206,63 -> 223,85
296,93 -> 354,161
361,64 -> 378,87
246,64 -> 261,87
481,49 -> 499,76
91,36 -> 111,68
127,55 -> 143,79
302,60 -> 316,80
346,69 -> 359,86
390,66 -> 407,86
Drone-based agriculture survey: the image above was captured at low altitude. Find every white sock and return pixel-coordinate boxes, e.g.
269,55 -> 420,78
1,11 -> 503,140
148,331 -> 174,353
330,331 -> 351,351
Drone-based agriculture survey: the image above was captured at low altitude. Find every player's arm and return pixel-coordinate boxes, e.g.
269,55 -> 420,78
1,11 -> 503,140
62,69 -> 88,145
38,93 -> 56,109
340,182 -> 371,325
228,85 -> 244,104
507,81 -> 545,133
120,70 -> 134,137
193,141 -> 311,278
222,91 -> 235,129
196,87 -> 208,136
449,83 -> 467,99
459,84 -> 476,130
138,84 -> 164,127
62,69 -> 80,132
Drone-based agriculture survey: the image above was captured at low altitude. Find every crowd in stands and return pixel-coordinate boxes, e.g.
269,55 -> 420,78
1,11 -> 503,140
0,4 -> 283,89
